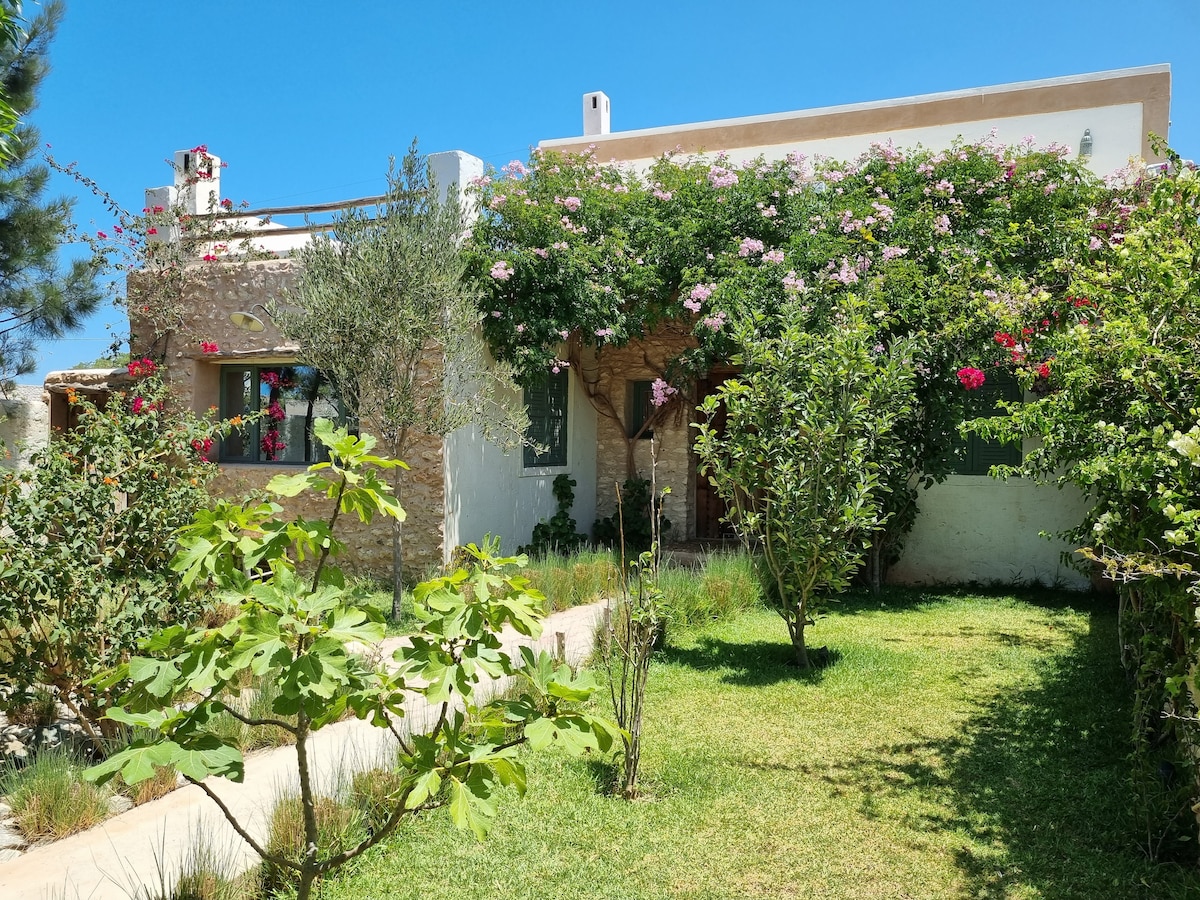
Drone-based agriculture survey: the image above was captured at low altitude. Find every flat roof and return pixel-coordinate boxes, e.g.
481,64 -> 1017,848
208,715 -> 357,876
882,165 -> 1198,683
541,65 -> 1171,164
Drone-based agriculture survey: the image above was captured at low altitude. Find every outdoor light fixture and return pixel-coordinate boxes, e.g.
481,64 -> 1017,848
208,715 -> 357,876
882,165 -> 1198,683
1079,129 -> 1094,159
229,303 -> 270,332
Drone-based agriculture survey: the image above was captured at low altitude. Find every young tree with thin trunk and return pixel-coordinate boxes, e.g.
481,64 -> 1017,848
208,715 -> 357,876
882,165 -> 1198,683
280,142 -> 526,618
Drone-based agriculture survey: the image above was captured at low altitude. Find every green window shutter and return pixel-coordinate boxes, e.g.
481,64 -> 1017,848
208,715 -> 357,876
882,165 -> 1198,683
627,380 -> 654,439
523,371 -> 569,468
954,372 -> 1022,475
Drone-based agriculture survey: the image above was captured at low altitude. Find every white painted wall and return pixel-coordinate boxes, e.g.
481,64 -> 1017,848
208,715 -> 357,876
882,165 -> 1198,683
607,103 -> 1144,178
890,474 -> 1093,589
443,372 -> 597,560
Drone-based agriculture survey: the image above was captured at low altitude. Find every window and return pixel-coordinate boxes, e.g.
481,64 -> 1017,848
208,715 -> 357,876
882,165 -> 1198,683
627,379 -> 655,439
954,372 -> 1022,475
219,365 -> 348,464
523,370 -> 569,469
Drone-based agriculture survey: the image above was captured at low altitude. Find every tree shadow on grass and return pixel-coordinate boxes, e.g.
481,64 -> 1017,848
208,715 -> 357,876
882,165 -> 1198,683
659,636 -> 840,686
812,604 -> 1198,900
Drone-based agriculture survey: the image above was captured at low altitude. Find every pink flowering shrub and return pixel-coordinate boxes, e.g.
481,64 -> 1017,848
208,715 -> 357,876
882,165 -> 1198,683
956,367 -> 986,390
467,133 -> 1108,554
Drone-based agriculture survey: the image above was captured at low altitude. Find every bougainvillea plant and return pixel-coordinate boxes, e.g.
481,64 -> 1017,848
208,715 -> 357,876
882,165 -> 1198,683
467,134 -> 1108,575
49,144 -> 269,361
964,147 -> 1200,854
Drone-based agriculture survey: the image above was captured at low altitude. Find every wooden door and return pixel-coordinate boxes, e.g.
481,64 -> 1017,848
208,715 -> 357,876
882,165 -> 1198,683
694,372 -> 735,540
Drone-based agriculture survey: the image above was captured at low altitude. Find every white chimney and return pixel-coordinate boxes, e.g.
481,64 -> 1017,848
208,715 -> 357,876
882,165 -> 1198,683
174,148 -> 222,215
143,148 -> 224,244
428,150 -> 486,232
583,91 -> 610,136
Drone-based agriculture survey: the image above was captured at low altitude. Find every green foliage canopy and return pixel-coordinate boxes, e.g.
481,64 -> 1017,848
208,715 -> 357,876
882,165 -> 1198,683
468,136 -> 1105,569
0,361 -> 223,747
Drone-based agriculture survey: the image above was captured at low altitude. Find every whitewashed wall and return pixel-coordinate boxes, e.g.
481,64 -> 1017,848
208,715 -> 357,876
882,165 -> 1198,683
443,373 -> 597,560
605,103 -> 1144,178
890,475 -> 1093,589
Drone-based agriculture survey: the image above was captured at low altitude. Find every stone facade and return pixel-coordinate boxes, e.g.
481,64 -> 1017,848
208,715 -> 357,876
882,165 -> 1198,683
0,385 -> 49,469
129,259 -> 448,579
580,325 -> 697,537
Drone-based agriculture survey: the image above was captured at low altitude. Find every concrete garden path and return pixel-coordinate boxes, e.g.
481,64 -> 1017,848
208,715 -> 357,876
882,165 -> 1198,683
0,602 -> 607,900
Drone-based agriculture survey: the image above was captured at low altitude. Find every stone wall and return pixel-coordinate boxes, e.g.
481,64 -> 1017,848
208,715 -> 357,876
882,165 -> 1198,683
129,259 -> 448,579
0,385 -> 49,469
581,325 -> 697,538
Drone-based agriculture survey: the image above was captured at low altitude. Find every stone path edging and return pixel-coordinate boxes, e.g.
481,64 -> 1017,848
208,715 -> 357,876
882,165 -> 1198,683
0,602 -> 607,900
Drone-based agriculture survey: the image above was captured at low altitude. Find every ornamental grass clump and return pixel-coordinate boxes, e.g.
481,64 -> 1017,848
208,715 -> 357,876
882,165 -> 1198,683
3,747 -> 113,841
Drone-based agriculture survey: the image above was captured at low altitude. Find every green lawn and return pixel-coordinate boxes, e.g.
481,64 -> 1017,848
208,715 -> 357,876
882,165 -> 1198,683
319,589 -> 1197,900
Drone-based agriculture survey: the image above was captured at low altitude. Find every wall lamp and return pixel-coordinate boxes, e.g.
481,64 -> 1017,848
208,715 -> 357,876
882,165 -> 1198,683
229,303 -> 271,332
1079,129 -> 1093,160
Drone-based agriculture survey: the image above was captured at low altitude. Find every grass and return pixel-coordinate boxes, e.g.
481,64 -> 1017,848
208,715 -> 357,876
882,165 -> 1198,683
311,587 -> 1200,900
656,551 -> 759,626
523,548 -> 619,613
523,548 -> 760,626
1,747 -> 113,841
205,677 -> 297,753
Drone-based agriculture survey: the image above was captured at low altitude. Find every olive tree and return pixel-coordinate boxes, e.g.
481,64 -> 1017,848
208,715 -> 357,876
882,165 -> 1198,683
280,143 -> 526,618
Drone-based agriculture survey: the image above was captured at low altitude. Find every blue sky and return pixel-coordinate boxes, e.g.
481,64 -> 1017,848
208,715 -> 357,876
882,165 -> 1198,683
21,0 -> 1200,382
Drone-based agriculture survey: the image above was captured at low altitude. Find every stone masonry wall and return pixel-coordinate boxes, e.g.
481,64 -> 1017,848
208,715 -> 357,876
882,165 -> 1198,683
129,259 -> 447,579
583,325 -> 697,539
0,385 -> 49,469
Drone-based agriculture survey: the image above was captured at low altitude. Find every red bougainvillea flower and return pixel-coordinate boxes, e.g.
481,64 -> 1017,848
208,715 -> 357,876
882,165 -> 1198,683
956,367 -> 986,390
199,340 -> 219,354
127,357 -> 158,378
202,253 -> 219,262
220,198 -> 233,209
191,437 -> 214,454
1037,362 -> 1051,379
993,331 -> 1017,349
131,396 -> 145,414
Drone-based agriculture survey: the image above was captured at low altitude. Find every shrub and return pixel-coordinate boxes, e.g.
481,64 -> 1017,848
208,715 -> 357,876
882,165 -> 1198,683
594,476 -> 670,554
2,686 -> 58,730
349,767 -> 408,836
520,474 -> 588,557
695,300 -> 914,667
523,549 -> 618,612
658,552 -> 759,626
0,367 -> 224,750
3,747 -> 113,840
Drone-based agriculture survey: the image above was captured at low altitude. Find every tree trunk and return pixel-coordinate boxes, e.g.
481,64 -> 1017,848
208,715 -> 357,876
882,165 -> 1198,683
294,710 -> 319,900
868,539 -> 882,595
788,614 -> 811,669
390,465 -> 404,621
